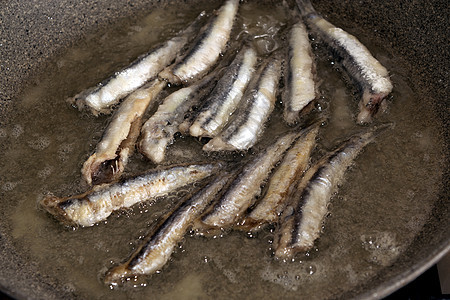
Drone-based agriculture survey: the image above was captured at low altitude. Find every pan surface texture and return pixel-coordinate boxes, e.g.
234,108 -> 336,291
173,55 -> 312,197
0,0 -> 448,299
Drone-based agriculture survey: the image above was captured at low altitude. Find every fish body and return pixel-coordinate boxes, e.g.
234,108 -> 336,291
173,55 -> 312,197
201,131 -> 301,228
159,0 -> 239,84
203,57 -> 282,152
104,173 -> 233,285
139,73 -> 219,164
296,0 -> 393,123
283,21 -> 316,125
70,12 -> 205,115
243,122 -> 320,230
82,79 -> 165,185
189,46 -> 258,138
40,163 -> 220,227
274,125 -> 389,258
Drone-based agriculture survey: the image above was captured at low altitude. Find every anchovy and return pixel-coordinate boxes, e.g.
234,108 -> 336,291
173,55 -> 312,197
82,79 -> 165,185
296,0 -> 393,123
200,131 -> 300,228
188,46 -> 258,138
283,21 -> 316,125
242,122 -> 320,231
138,72 -> 219,164
274,125 -> 391,258
203,57 -> 282,152
69,12 -> 205,115
40,163 -> 220,227
104,173 -> 233,285
159,0 -> 239,85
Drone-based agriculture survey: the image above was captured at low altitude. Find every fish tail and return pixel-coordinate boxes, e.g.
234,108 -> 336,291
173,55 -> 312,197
294,0 -> 316,17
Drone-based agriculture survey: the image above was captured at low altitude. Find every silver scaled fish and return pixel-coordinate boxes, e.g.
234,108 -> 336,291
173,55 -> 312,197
103,173 -> 234,285
82,79 -> 165,185
159,0 -> 239,85
40,163 -> 221,227
69,12 -> 205,115
296,0 -> 393,123
274,124 -> 391,259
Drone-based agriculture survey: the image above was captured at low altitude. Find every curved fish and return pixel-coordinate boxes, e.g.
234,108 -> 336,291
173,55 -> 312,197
138,72 -> 220,164
296,0 -> 393,123
159,0 -> 239,85
188,46 -> 258,138
203,56 -> 282,152
104,173 -> 233,285
40,163 -> 220,227
82,79 -> 165,185
283,21 -> 316,125
274,124 -> 391,258
69,12 -> 205,115
242,121 -> 320,231
200,131 -> 301,229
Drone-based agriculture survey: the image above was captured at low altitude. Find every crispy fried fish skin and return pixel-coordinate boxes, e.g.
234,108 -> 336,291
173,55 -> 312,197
203,57 -> 282,152
200,131 -> 301,229
274,125 -> 391,258
69,12 -> 205,115
82,79 -> 165,186
159,0 -> 239,85
283,21 -> 316,125
40,163 -> 220,227
242,122 -> 320,231
104,173 -> 233,285
296,0 -> 393,124
188,46 -> 258,138
138,72 -> 219,164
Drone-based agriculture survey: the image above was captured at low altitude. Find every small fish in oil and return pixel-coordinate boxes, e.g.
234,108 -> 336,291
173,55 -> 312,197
203,56 -> 282,152
296,0 -> 393,123
104,172 -> 234,285
69,12 -> 206,115
159,0 -> 239,85
274,124 -> 391,259
40,163 -> 221,227
200,131 -> 301,229
138,71 -> 221,164
283,20 -> 317,125
188,46 -> 258,138
241,121 -> 320,231
82,79 -> 165,185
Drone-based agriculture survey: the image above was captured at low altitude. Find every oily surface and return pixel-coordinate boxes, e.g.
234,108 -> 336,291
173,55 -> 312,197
0,1 -> 448,299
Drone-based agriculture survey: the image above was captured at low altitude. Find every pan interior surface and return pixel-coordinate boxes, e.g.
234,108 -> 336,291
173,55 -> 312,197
0,0 -> 448,299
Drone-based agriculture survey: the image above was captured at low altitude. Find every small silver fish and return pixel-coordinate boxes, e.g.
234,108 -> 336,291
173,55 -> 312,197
82,79 -> 165,185
296,0 -> 393,123
189,47 -> 257,137
138,72 -> 219,164
159,0 -> 239,85
40,163 -> 220,227
274,124 -> 391,259
69,12 -> 205,115
203,56 -> 282,152
242,121 -> 320,231
283,21 -> 316,125
200,131 -> 301,229
103,173 -> 233,285
188,46 -> 258,138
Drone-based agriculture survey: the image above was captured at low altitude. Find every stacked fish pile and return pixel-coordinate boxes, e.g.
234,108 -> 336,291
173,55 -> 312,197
40,0 -> 393,286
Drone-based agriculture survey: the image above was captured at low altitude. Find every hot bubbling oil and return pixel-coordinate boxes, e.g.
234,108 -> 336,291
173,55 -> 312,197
0,1 -> 443,299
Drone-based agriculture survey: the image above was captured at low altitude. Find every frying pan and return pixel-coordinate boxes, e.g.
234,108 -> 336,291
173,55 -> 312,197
0,0 -> 448,299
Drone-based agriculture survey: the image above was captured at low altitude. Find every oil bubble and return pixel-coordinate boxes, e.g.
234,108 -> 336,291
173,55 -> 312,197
11,124 -> 24,138
306,264 -> 316,275
27,136 -> 51,150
